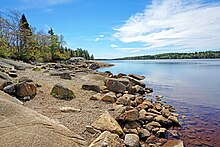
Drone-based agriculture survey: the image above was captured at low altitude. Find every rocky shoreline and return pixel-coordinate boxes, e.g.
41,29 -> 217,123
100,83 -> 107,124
0,58 -> 198,146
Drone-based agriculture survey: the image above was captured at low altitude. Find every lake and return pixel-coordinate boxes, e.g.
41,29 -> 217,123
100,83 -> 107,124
99,59 -> 220,109
99,59 -> 220,146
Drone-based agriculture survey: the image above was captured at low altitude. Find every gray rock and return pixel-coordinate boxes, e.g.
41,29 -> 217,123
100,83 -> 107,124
124,134 -> 140,147
128,74 -> 145,80
82,84 -> 100,92
51,83 -> 75,100
105,78 -> 128,93
124,76 -> 146,88
3,84 -> 16,94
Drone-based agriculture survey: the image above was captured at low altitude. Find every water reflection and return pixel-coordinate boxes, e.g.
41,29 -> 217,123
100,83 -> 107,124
99,59 -> 220,109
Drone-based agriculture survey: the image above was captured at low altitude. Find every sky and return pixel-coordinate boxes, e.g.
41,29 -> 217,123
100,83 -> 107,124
0,0 -> 220,59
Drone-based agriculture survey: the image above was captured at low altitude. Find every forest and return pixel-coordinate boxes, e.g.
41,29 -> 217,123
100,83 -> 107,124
115,51 -> 220,60
0,10 -> 94,62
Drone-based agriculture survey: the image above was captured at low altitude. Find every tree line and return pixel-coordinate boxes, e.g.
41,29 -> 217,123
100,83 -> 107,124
115,51 -> 220,60
0,10 -> 94,62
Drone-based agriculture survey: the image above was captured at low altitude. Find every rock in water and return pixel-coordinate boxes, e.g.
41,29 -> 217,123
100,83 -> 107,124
128,74 -> 145,80
89,63 -> 100,70
124,134 -> 140,147
0,93 -> 85,147
82,84 -> 100,92
15,82 -> 37,100
91,111 -> 124,135
89,131 -> 124,147
51,83 -> 75,100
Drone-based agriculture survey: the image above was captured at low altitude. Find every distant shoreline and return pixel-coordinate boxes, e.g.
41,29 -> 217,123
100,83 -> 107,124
96,51 -> 220,60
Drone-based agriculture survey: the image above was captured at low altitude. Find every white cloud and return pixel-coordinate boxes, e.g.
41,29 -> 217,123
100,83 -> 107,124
113,0 -> 220,52
95,38 -> 100,42
94,34 -> 104,42
111,44 -> 118,48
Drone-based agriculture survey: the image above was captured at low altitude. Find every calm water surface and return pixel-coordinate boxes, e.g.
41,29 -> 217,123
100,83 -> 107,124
99,59 -> 220,109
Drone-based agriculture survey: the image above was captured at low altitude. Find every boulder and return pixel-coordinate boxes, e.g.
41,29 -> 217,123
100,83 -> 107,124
101,92 -> 117,103
91,111 -> 123,135
0,94 -> 85,147
154,103 -> 162,111
15,82 -> 37,100
51,83 -> 75,100
104,78 -> 130,93
105,78 -> 126,93
82,84 -> 100,93
154,115 -> 172,127
124,76 -> 146,88
89,131 -> 124,147
162,140 -> 184,147
128,74 -> 145,80
132,85 -> 145,95
138,128 -> 151,140
124,134 -> 140,147
168,116 -> 181,126
120,108 -> 139,122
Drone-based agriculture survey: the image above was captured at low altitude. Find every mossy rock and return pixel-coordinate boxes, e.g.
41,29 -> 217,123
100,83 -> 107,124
51,83 -> 75,100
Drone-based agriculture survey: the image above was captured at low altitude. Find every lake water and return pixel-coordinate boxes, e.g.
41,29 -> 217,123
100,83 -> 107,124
99,59 -> 220,146
99,59 -> 220,109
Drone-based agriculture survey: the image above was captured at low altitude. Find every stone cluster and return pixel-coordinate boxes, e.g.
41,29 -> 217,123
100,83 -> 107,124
88,71 -> 183,147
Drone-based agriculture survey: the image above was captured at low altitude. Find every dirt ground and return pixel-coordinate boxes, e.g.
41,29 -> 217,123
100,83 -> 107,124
17,69 -> 112,146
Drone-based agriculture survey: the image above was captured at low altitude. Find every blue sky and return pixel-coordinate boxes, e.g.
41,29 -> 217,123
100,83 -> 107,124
1,0 -> 220,59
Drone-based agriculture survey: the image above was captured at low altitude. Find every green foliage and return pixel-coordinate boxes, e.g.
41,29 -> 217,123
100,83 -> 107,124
0,11 -> 94,62
116,51 -> 220,60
